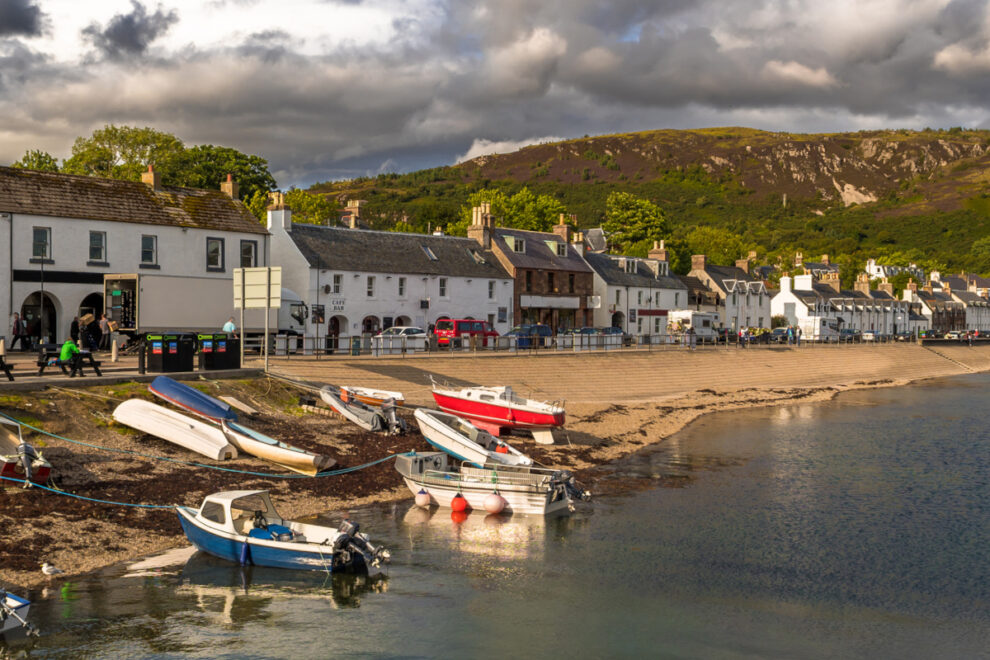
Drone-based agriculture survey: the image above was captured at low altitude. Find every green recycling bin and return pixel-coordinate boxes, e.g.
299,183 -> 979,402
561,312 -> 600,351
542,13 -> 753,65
147,334 -> 194,372
197,333 -> 221,370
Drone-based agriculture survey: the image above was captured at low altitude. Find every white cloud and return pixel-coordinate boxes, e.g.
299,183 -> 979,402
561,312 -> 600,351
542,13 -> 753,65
456,136 -> 566,163
934,43 -> 990,74
762,60 -> 839,88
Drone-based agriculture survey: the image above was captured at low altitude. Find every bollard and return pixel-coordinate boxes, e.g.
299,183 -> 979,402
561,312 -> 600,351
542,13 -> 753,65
111,339 -> 119,363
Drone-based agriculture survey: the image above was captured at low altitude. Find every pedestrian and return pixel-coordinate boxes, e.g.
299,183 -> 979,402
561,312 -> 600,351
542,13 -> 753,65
688,326 -> 697,350
99,314 -> 111,351
738,327 -> 745,348
9,313 -> 27,351
69,316 -> 80,345
796,326 -> 801,346
222,316 -> 237,338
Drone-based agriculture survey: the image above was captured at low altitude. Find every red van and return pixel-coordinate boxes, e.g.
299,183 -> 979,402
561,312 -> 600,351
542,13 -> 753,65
433,319 -> 500,347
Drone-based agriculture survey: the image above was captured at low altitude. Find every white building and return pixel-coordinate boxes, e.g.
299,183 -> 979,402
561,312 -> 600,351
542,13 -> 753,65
688,255 -> 771,330
0,166 -> 268,344
582,242 -> 687,335
865,258 -> 924,282
266,204 -> 514,342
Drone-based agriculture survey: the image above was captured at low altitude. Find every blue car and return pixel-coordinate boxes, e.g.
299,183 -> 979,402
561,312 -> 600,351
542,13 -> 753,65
505,324 -> 553,348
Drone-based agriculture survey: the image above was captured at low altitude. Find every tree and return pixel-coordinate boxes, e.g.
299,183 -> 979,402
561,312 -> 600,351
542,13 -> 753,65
62,125 -> 186,181
683,226 -> 747,266
245,189 -> 269,222
603,192 -> 670,256
283,188 -> 336,225
970,236 -> 990,274
11,149 -> 60,172
172,145 -> 276,202
453,187 -> 565,235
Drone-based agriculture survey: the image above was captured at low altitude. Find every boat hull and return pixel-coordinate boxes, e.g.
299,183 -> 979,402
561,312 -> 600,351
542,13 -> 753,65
224,422 -> 334,476
432,391 -> 564,430
176,507 -> 368,574
1,592 -> 30,634
113,400 -> 237,460
414,408 -> 531,469
400,476 -> 570,516
343,386 -> 404,408
1,458 -> 50,485
149,376 -> 237,423
320,387 -> 384,432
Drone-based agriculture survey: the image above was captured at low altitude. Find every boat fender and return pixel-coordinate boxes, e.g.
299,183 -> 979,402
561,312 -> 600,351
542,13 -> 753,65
450,493 -> 468,512
239,542 -> 252,566
484,493 -> 506,514
415,489 -> 431,508
495,444 -> 509,454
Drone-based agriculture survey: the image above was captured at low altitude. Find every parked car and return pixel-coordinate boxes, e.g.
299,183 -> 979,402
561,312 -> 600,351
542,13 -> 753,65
433,319 -> 499,347
861,330 -> 878,341
944,330 -> 964,340
504,324 -> 553,348
716,328 -> 738,344
376,326 -> 427,338
563,327 -> 598,335
895,331 -> 914,342
770,328 -> 789,343
839,328 -> 861,342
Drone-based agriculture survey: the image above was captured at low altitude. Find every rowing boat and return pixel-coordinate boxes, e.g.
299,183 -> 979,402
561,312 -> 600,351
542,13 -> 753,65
112,400 -> 238,460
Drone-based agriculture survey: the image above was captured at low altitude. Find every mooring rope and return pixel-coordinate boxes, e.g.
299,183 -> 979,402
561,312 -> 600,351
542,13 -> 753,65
0,410 -> 399,479
0,474 -> 175,509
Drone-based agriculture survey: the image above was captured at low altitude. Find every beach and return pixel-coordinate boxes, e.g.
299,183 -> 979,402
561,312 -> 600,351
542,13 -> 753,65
1,342 -> 985,589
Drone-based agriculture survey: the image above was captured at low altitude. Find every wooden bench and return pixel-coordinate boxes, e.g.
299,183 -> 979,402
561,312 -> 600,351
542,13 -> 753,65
36,344 -> 103,377
0,355 -> 13,381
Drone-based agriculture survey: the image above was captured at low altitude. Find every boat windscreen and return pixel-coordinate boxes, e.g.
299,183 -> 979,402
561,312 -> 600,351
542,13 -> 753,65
230,494 -> 271,513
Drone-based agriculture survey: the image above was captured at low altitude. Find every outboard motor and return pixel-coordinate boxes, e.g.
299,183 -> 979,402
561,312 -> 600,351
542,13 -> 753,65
381,399 -> 407,436
557,470 -> 592,502
16,443 -> 39,486
335,520 -> 392,568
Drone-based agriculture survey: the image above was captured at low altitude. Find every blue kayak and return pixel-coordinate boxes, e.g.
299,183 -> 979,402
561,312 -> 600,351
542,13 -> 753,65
148,375 -> 237,423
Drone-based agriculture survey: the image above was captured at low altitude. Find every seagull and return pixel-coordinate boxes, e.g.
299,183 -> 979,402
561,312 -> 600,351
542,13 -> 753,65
41,561 -> 64,576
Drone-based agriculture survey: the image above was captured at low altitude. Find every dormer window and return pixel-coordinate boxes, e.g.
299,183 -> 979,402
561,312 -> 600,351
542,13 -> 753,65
421,245 -> 438,261
505,237 -> 525,253
468,249 -> 486,264
625,259 -> 636,274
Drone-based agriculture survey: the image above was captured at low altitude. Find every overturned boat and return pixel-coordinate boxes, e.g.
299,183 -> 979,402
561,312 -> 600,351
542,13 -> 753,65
414,408 -> 532,468
112,399 -> 238,461
320,386 -> 406,435
176,490 -> 390,573
149,375 -> 238,423
220,421 -> 335,476
0,418 -> 51,487
395,452 -> 589,516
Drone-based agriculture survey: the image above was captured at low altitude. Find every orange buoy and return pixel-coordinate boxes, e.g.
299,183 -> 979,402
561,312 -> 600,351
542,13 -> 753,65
450,493 -> 468,512
495,444 -> 508,454
414,488 -> 431,508
450,510 -> 468,524
484,492 -> 506,514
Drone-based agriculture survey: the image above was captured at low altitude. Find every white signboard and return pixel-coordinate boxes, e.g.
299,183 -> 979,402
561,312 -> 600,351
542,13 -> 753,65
234,267 -> 282,309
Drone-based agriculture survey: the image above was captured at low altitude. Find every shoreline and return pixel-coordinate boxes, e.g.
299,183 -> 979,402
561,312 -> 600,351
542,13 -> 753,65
1,344 -> 986,590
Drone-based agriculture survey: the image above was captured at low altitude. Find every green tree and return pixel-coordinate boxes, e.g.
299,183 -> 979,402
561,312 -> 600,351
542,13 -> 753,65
683,226 -> 747,266
62,125 -> 186,181
245,189 -> 269,222
453,187 -> 565,235
11,149 -> 60,172
284,188 -> 336,225
172,145 -> 276,202
603,192 -> 670,255
970,236 -> 990,273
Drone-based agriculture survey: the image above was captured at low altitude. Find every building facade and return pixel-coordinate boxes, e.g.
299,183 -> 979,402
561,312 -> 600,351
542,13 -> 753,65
688,255 -> 771,330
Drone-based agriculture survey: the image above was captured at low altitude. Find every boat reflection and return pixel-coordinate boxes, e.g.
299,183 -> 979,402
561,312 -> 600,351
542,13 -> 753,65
176,551 -> 387,624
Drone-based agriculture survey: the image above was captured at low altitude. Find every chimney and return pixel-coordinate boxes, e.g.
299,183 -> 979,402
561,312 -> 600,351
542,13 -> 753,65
943,282 -> 951,295
747,250 -> 757,261
735,258 -> 750,274
141,164 -> 161,190
878,277 -> 894,297
854,272 -> 871,296
220,173 -> 239,199
648,240 -> 668,262
923,282 -> 933,294
823,271 -> 841,293
345,199 -> 365,221
571,231 -> 585,257
265,191 -> 292,233
907,278 -> 918,293
691,254 -> 707,272
467,204 -> 492,249
794,251 -> 803,267
779,275 -> 792,293
552,213 -> 572,243
821,253 -> 830,266
794,273 -> 814,290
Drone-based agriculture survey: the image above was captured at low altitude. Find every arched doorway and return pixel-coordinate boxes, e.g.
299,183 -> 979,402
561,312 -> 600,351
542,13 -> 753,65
394,315 -> 412,327
361,315 -> 380,334
327,315 -> 347,352
21,291 -> 57,345
78,292 -> 103,319
610,311 -> 625,329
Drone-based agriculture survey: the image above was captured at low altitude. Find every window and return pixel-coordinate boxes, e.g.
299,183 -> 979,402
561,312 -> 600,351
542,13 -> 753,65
439,277 -> 448,297
615,290 -> 621,305
655,292 -> 660,306
625,259 -> 636,274
200,501 -> 226,525
548,272 -> 555,292
141,235 -> 158,265
569,273 -> 575,293
87,231 -> 107,262
675,293 -> 680,306
206,237 -> 225,271
488,280 -> 495,300
637,291 -> 643,305
525,271 -> 532,292
332,274 -> 342,294
399,277 -> 406,297
555,242 -> 567,257
654,317 -> 662,334
32,227 -> 51,259
240,240 -> 257,267
421,245 -> 438,261
488,313 -> 496,326
507,237 -> 525,253
367,276 -> 375,297
468,249 -> 486,264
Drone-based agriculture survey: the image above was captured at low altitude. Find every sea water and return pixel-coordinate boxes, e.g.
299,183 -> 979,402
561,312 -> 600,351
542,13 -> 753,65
7,375 -> 989,659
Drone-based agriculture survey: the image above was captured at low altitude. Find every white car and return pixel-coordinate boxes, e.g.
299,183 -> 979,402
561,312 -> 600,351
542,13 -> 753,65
376,326 -> 427,338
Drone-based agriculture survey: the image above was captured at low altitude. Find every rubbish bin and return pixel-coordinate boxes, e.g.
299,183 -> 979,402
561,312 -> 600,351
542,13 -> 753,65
220,336 -> 240,369
147,334 -> 194,372
198,333 -> 222,370
350,336 -> 361,356
146,334 -> 166,372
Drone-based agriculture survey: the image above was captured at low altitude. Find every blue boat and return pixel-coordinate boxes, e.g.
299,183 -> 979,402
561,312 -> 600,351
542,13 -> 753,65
176,490 -> 390,573
149,376 -> 237,422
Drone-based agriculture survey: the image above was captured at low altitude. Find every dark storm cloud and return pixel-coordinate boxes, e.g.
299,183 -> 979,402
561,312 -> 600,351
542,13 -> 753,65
0,0 -> 45,37
81,0 -> 178,60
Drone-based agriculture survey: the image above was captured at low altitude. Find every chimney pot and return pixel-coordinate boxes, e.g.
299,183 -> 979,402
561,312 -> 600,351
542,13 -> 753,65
691,254 -> 708,271
141,164 -> 161,190
220,173 -> 239,199
735,258 -> 750,274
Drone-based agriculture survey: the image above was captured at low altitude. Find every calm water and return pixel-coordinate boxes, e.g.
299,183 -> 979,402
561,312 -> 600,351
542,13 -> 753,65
5,375 -> 989,659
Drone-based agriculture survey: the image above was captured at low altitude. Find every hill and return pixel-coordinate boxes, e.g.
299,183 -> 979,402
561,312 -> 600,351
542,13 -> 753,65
310,127 -> 990,277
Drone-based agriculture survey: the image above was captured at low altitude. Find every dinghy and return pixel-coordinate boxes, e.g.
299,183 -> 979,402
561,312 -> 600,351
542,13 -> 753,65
149,376 -> 237,423
340,386 -> 404,408
320,386 -> 405,434
0,418 -> 51,486
220,421 -> 336,476
430,379 -> 564,442
176,490 -> 391,573
112,400 -> 238,460
414,408 -> 532,468
0,588 -> 36,636
395,452 -> 589,516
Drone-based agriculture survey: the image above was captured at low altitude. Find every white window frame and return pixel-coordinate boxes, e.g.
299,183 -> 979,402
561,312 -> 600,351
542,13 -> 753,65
398,276 -> 406,297
141,235 -> 158,265
206,237 -> 225,272
439,277 -> 448,298
488,280 -> 495,300
32,226 -> 51,260
332,274 -> 342,294
366,275 -> 375,298
89,230 -> 107,263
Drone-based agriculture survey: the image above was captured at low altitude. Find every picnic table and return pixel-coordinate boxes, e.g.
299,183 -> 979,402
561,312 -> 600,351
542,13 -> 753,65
36,344 -> 103,377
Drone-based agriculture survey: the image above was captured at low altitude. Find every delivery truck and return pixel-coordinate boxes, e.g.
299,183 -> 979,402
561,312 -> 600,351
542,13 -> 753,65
103,274 -> 307,338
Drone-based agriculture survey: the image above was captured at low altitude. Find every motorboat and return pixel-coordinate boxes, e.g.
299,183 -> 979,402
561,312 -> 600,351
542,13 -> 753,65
149,375 -> 238,423
0,417 -> 51,486
0,588 -> 36,636
430,380 -> 564,442
394,452 -> 589,516
112,399 -> 238,461
176,490 -> 390,573
413,408 -> 532,468
340,386 -> 405,408
220,420 -> 336,476
320,386 -> 406,435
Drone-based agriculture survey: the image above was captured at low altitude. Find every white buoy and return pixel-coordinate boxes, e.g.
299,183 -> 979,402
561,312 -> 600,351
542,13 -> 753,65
414,488 -> 431,508
484,492 -> 506,514
111,339 -> 119,363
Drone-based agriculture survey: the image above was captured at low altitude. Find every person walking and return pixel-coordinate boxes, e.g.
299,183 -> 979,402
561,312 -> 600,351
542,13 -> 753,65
688,326 -> 697,350
98,314 -> 111,351
9,313 -> 27,351
796,326 -> 802,347
69,316 -> 80,345
222,316 -> 237,338
738,327 -> 745,348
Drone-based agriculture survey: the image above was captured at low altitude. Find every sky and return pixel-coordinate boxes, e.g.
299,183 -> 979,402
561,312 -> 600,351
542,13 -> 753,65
2,0 -> 990,188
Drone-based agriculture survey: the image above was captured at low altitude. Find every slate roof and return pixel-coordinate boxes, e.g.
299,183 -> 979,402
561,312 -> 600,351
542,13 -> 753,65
583,252 -> 686,290
678,275 -> 720,304
491,228 -> 593,273
287,224 -> 511,279
584,228 -> 608,252
698,264 -> 765,293
0,166 -> 266,234
951,290 -> 990,306
937,275 -> 968,291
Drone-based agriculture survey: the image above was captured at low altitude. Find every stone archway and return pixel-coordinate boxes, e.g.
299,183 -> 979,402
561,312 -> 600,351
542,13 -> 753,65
610,311 -> 625,329
21,291 -> 59,344
361,315 -> 380,334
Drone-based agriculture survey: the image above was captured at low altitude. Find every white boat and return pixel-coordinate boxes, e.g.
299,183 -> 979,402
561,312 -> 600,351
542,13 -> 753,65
0,589 -> 35,636
320,386 -> 405,434
221,421 -> 336,476
341,386 -> 405,408
112,400 -> 238,461
414,408 -> 532,468
394,452 -> 589,516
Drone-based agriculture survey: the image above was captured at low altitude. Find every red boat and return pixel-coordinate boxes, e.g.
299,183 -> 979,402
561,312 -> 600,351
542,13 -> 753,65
0,418 -> 51,486
430,382 -> 564,440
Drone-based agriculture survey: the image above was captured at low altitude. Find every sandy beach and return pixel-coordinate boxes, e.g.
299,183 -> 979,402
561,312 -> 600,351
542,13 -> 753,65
1,342 -> 986,589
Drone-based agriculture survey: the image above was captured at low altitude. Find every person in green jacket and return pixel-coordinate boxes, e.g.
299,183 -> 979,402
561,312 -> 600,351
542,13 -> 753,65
59,339 -> 82,376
